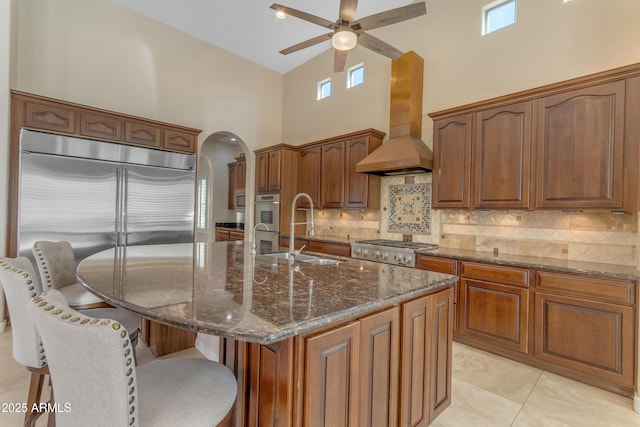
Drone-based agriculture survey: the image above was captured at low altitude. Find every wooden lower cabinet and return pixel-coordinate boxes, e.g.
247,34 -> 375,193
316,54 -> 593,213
303,322 -> 361,427
222,287 -> 453,426
359,308 -> 400,427
401,289 -> 453,427
458,279 -> 529,353
534,270 -> 636,391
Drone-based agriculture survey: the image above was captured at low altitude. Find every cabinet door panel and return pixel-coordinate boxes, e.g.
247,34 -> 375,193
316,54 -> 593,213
321,141 -> 345,208
269,150 -> 281,192
299,147 -> 321,208
247,341 -> 294,427
433,115 -> 472,208
125,121 -> 162,148
163,129 -> 196,153
256,152 -> 270,193
458,279 -> 529,353
473,102 -> 532,209
25,101 -> 76,133
536,81 -> 625,208
345,137 -> 369,209
80,113 -> 123,141
359,308 -> 400,427
429,287 -> 454,423
534,292 -> 634,387
228,163 -> 237,209
305,322 -> 360,427
400,296 -> 430,427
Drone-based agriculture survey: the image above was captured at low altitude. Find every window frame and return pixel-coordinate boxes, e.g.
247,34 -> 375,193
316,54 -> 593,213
347,63 -> 364,89
317,78 -> 331,100
482,0 -> 517,35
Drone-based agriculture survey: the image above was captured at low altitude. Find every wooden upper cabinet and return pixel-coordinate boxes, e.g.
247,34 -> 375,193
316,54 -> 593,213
432,114 -> 473,208
473,101 -> 532,209
79,112 -> 124,140
163,129 -> 196,153
268,150 -> 282,192
256,148 -> 289,194
256,151 -> 270,193
235,156 -> 246,189
14,91 -> 199,154
25,101 -> 76,134
320,141 -> 346,208
125,120 -> 162,148
227,162 -> 237,209
298,146 -> 321,208
344,137 -> 381,209
535,81 -> 625,209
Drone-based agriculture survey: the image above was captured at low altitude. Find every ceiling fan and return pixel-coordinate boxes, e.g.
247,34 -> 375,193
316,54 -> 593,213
270,1 -> 426,72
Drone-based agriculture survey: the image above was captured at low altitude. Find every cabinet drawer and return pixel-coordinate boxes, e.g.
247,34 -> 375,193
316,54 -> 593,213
461,261 -> 529,287
25,101 -> 76,133
536,271 -> 635,305
417,255 -> 458,275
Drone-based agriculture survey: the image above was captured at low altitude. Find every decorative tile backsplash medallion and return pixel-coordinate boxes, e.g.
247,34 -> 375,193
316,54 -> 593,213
387,183 -> 431,234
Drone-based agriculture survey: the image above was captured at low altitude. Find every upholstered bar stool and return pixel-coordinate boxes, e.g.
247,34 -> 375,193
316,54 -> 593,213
32,240 -> 106,309
0,257 -> 143,426
0,257 -> 51,427
32,240 -> 141,347
30,289 -> 237,427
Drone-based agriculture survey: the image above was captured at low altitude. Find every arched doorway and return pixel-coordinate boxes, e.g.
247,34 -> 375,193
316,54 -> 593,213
196,131 -> 250,243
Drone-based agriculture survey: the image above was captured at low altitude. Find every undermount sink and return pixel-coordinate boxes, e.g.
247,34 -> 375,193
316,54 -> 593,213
264,252 -> 340,265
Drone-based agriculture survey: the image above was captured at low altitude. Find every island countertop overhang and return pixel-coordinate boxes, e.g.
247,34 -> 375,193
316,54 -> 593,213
76,242 -> 457,344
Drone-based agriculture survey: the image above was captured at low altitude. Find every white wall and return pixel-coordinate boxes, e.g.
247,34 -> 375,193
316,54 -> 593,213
2,0 -> 283,253
283,0 -> 640,146
0,0 -> 14,332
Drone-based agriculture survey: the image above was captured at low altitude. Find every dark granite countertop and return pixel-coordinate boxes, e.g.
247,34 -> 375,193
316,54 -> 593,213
76,242 -> 456,344
416,247 -> 640,281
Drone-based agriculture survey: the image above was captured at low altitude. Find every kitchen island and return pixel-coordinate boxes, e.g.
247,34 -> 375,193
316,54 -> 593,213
77,242 -> 457,427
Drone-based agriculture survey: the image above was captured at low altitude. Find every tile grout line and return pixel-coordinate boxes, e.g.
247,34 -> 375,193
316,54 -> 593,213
509,369 -> 544,426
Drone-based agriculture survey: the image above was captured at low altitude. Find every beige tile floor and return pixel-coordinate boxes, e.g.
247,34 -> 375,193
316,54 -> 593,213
1,326 -> 639,426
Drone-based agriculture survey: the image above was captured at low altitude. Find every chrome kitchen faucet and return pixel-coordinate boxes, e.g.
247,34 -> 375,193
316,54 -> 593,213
289,193 -> 315,262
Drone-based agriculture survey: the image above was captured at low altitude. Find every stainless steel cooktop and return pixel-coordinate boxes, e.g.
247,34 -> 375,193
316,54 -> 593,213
351,239 -> 438,267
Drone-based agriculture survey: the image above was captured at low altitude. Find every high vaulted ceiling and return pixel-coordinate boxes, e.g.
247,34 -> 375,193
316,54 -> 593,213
110,0 -> 421,74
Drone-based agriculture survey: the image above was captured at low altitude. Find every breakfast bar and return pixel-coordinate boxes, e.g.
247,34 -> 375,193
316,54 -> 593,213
76,241 -> 457,427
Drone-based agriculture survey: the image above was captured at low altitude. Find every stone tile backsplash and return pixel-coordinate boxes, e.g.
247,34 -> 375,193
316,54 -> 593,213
306,174 -> 639,267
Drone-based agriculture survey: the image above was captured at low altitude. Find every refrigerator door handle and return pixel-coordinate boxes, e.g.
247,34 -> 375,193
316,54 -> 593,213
122,168 -> 129,246
115,167 -> 125,247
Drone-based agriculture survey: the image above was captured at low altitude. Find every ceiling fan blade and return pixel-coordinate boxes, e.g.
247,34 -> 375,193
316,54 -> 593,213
358,32 -> 403,59
334,49 -> 348,73
338,0 -> 359,24
279,32 -> 333,55
270,3 -> 334,29
352,2 -> 426,32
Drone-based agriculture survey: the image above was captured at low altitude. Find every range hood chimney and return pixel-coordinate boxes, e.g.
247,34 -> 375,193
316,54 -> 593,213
356,51 -> 433,176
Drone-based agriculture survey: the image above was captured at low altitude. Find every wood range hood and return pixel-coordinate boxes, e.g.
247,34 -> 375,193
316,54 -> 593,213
356,51 -> 433,176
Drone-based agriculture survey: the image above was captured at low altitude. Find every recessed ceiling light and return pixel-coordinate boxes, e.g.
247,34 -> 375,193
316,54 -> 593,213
275,10 -> 286,19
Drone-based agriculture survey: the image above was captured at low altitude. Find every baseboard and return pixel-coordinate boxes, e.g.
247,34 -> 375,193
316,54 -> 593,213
634,393 -> 640,414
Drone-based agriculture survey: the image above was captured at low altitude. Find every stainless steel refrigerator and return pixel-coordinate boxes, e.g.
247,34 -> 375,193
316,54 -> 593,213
18,129 -> 196,263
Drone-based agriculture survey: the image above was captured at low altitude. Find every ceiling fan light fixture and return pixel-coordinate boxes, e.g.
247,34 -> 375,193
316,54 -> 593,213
332,30 -> 357,51
275,10 -> 286,19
